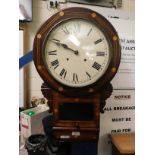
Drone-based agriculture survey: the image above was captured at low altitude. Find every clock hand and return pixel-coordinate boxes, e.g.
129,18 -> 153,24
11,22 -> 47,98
60,43 -> 79,55
49,39 -> 61,46
50,39 -> 79,55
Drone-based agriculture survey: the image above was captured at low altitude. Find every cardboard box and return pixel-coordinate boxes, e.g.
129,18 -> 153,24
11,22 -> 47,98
20,106 -> 50,144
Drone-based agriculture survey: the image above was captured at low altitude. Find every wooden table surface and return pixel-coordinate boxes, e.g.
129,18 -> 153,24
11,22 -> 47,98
111,133 -> 135,154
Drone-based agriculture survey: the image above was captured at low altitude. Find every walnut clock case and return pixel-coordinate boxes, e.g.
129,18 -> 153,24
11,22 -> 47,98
33,7 -> 121,141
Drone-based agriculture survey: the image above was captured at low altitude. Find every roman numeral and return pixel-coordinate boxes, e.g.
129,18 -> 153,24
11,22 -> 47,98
73,73 -> 78,83
60,68 -> 67,78
50,38 -> 59,42
96,52 -> 105,56
86,72 -> 91,79
62,26 -> 69,34
87,28 -> 92,36
51,59 -> 59,69
74,23 -> 81,32
48,50 -> 57,55
92,62 -> 101,70
94,38 -> 102,45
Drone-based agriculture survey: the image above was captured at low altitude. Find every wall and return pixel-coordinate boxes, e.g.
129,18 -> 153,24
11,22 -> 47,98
24,0 -> 135,155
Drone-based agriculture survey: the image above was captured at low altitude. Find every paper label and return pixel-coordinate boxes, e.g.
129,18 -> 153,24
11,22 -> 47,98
60,135 -> 70,139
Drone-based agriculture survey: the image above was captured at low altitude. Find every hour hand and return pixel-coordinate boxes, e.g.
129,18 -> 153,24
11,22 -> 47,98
50,39 -> 78,55
60,43 -> 79,55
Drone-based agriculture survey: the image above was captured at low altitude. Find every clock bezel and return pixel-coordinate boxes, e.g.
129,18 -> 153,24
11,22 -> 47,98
33,7 -> 121,96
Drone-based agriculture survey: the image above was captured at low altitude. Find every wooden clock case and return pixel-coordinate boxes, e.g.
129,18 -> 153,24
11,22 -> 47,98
33,7 -> 121,141
41,82 -> 113,141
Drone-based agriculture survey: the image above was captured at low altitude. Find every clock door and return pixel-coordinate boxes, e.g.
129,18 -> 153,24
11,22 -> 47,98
52,92 -> 100,141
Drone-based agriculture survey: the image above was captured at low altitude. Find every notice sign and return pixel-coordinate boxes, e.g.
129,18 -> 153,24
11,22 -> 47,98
111,37 -> 135,89
98,90 -> 135,155
107,18 -> 135,89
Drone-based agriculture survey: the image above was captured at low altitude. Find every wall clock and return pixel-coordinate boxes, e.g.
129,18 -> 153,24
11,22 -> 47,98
33,7 -> 121,141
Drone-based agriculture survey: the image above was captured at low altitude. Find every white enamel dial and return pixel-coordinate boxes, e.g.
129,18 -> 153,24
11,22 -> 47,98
43,18 -> 111,87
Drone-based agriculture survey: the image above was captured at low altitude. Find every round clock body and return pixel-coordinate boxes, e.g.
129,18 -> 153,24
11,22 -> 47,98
33,7 -> 121,96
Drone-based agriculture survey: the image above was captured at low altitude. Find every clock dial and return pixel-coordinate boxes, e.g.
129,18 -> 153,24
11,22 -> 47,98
43,19 -> 111,87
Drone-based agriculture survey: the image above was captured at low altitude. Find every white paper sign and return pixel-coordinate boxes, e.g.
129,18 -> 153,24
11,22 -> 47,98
111,37 -> 135,89
98,90 -> 135,155
108,18 -> 135,89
